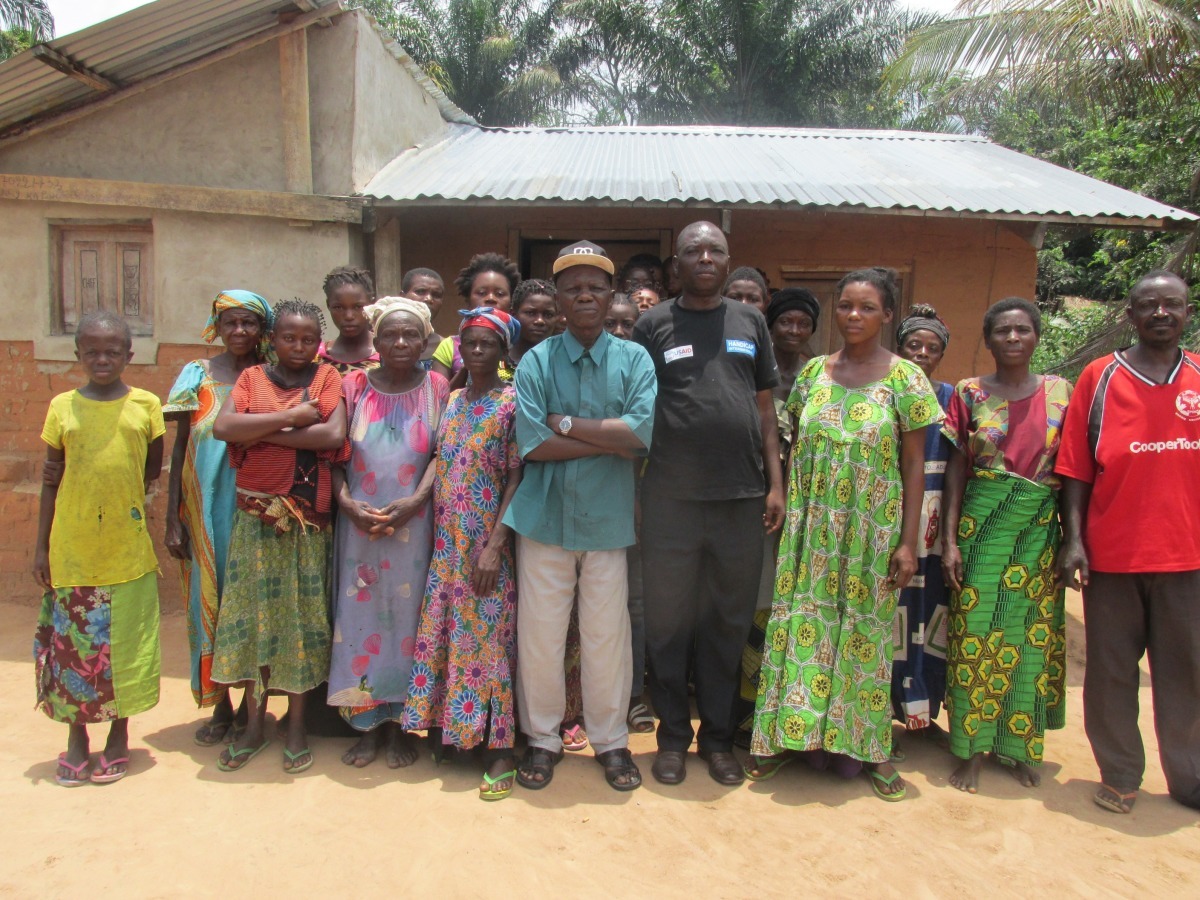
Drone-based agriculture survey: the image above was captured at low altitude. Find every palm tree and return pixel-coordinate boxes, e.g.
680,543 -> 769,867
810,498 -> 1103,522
0,0 -> 51,60
643,0 -> 936,126
0,0 -> 52,38
885,0 -> 1200,110
364,0 -> 578,126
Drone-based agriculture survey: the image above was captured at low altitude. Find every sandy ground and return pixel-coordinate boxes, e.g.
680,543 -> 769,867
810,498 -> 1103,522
1,591 -> 1198,900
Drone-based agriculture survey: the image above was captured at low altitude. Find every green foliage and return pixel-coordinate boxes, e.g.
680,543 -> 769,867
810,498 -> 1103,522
1031,301 -> 1115,378
0,0 -> 52,40
0,25 -> 33,60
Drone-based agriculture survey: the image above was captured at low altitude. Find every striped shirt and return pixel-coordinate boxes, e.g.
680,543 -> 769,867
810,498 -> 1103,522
227,363 -> 350,513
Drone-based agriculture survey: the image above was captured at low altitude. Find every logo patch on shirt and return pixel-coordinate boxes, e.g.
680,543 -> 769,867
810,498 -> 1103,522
664,345 -> 694,364
726,339 -> 756,358
1176,389 -> 1200,422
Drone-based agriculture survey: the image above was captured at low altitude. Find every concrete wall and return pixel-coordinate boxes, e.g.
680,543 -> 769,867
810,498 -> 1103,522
348,12 -> 448,192
0,10 -> 451,197
393,205 -> 1038,383
0,42 -> 289,191
0,198 -> 354,351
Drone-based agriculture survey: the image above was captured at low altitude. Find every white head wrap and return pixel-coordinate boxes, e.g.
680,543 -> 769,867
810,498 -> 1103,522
364,296 -> 433,336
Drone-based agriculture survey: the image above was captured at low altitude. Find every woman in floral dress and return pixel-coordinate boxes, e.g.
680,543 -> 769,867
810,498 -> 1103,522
748,267 -> 942,801
328,297 -> 449,769
402,308 -> 524,800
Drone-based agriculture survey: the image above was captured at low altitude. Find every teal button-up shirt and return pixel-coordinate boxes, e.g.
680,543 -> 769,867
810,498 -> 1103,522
503,329 -> 657,551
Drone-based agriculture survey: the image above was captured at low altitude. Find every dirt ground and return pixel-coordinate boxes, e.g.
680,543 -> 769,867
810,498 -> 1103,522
1,590 -> 1197,899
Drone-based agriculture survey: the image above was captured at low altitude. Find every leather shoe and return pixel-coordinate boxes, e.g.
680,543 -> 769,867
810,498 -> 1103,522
652,750 -> 687,785
699,749 -> 745,786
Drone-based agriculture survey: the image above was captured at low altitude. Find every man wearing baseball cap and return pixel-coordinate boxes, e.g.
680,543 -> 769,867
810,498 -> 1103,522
505,240 -> 658,792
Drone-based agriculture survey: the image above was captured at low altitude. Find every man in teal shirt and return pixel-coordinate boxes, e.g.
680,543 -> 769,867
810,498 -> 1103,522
505,241 -> 657,793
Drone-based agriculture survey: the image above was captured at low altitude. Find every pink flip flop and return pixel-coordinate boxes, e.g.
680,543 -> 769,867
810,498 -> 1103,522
55,753 -> 90,788
89,754 -> 129,785
561,723 -> 589,752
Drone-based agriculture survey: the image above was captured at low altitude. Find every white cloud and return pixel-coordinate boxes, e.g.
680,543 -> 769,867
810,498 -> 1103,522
49,0 -> 153,38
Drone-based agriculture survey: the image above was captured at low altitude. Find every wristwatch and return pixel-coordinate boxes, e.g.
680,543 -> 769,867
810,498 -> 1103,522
558,415 -> 573,436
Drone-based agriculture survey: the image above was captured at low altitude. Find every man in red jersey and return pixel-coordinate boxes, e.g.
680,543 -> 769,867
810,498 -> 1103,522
1057,270 -> 1200,815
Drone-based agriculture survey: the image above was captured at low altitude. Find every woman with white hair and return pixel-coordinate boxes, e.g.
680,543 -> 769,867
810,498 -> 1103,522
327,297 -> 449,769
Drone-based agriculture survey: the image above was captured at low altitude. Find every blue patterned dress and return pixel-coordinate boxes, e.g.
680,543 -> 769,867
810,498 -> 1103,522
890,380 -> 954,728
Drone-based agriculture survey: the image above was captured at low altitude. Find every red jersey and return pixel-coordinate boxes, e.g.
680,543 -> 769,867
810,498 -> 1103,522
1055,350 -> 1200,573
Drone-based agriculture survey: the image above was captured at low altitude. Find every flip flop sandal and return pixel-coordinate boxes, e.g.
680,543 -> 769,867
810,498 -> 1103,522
627,703 -> 655,734
867,767 -> 907,802
479,768 -> 517,801
1094,784 -> 1137,814
890,742 -> 907,763
744,753 -> 795,782
283,747 -> 314,774
217,739 -> 271,772
90,754 -> 130,785
193,719 -> 234,747
561,723 -> 589,752
596,748 -> 642,792
517,747 -> 562,790
55,753 -> 91,788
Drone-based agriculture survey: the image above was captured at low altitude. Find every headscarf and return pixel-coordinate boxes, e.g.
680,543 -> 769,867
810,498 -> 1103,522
766,287 -> 820,330
201,290 -> 274,358
458,306 -> 520,350
364,296 -> 433,336
897,303 -> 950,348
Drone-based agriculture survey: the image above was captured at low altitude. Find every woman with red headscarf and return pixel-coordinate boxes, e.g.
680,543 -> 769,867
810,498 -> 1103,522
402,307 -> 525,800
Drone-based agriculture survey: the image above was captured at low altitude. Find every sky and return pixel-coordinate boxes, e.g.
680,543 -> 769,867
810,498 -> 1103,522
47,0 -> 969,39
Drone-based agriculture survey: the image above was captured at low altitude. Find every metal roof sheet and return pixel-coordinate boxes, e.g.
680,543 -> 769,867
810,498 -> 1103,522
365,124 -> 1197,227
0,0 -> 339,133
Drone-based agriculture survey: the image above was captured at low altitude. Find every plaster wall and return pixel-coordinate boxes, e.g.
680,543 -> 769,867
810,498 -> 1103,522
0,198 -> 354,354
0,42 -> 288,191
348,12 -> 448,192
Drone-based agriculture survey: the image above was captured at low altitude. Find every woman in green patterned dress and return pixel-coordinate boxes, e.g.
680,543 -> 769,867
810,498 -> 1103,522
747,267 -> 943,801
941,298 -> 1072,795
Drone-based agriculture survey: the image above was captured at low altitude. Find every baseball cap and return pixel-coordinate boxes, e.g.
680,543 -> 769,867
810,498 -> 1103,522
552,240 -> 615,276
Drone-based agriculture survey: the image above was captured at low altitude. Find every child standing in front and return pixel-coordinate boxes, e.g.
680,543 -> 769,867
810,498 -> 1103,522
211,299 -> 350,774
33,310 -> 166,787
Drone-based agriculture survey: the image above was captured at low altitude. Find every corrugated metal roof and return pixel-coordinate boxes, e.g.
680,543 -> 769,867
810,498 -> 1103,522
365,124 -> 1197,227
0,0 -> 339,133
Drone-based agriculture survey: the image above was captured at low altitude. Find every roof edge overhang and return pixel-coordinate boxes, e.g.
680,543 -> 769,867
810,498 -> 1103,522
365,196 -> 1196,231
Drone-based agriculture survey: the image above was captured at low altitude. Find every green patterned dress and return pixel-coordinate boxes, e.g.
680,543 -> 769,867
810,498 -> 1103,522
752,357 -> 942,764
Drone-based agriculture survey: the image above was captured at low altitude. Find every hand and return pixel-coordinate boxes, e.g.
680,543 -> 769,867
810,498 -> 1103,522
1056,538 -> 1090,590
32,549 -> 52,590
941,544 -> 964,593
472,541 -> 503,596
42,459 -> 64,487
763,486 -> 784,534
288,399 -> 322,429
339,497 -> 389,535
165,515 -> 191,560
887,544 -> 917,592
377,496 -> 423,531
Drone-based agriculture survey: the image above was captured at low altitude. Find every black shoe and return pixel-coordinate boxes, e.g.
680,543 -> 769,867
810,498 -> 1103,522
698,749 -> 745,786
652,749 -> 687,785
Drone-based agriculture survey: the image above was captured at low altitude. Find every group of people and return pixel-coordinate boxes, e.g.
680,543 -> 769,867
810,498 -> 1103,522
32,221 -> 1199,814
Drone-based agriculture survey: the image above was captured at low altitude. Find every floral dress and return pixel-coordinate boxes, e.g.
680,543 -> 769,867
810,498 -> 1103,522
401,385 -> 521,750
752,357 -> 943,764
327,370 -> 449,730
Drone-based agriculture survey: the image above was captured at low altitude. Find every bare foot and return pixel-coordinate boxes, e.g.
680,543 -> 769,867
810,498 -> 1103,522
95,719 -> 130,778
994,754 -> 1041,787
384,725 -> 417,769
341,730 -> 380,768
949,753 -> 984,793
